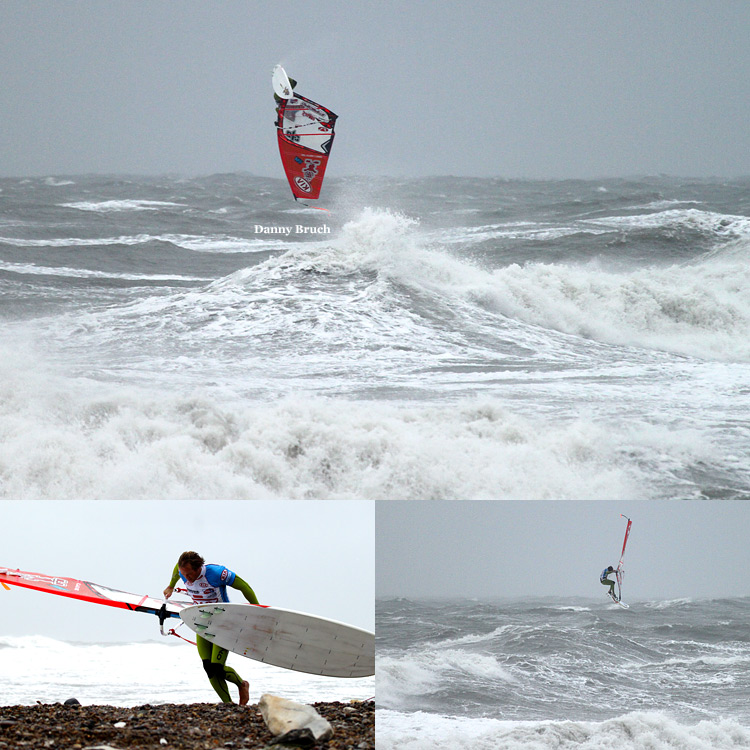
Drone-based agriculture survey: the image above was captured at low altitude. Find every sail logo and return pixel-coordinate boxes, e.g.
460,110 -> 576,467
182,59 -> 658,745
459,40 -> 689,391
20,573 -> 69,588
302,159 -> 320,182
295,177 -> 312,193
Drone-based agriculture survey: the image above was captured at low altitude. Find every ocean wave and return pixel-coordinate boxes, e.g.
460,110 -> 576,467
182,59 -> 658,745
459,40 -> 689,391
168,235 -> 287,253
60,200 -> 186,212
634,653 -> 750,670
0,232 -> 280,254
0,360 -> 640,500
645,598 -> 695,610
36,207 -> 746,364
432,625 -> 513,648
482,248 -> 750,361
43,178 -> 75,187
581,208 -> 750,240
0,260 -> 210,282
376,655 -> 444,703
375,709 -> 750,750
0,636 -> 371,707
377,648 -> 516,708
550,606 -> 592,612
0,234 -> 159,248
435,222 -> 610,246
208,208 -> 750,362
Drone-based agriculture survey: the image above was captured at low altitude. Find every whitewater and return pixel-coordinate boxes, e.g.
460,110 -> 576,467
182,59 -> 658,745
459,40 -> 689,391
0,635 -> 374,707
1,174 -> 749,498
376,597 -> 750,749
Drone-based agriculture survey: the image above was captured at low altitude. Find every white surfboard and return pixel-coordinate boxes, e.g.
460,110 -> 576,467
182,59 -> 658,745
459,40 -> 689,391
180,603 -> 374,678
272,65 -> 294,99
608,591 -> 629,609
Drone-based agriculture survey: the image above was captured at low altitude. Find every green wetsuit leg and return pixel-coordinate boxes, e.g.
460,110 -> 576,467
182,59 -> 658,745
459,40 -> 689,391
196,635 -> 244,703
601,578 -> 616,596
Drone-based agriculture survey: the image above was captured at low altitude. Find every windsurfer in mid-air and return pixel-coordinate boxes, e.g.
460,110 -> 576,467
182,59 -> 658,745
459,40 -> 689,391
600,565 -> 617,600
164,551 -> 260,705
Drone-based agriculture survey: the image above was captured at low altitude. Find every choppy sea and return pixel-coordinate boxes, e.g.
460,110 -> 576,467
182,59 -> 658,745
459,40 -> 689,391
1,174 -> 749,499
0,635 -> 374,707
376,597 -> 750,749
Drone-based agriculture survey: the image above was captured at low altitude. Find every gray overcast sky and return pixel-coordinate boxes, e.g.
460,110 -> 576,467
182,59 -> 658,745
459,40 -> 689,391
2,1 -> 750,179
0,500 -> 373,641
377,500 -> 750,601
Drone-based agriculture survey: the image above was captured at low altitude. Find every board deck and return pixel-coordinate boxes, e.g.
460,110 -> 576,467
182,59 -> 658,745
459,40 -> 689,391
180,602 -> 374,678
272,64 -> 294,99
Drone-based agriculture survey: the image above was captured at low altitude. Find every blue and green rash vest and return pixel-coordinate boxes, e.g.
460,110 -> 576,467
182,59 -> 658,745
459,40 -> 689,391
600,567 -> 615,582
180,564 -> 236,604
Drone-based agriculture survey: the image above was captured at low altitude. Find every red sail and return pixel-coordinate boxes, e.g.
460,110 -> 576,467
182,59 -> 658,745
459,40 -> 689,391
0,566 -> 186,619
619,516 -> 632,563
276,93 -> 337,201
615,516 -> 632,602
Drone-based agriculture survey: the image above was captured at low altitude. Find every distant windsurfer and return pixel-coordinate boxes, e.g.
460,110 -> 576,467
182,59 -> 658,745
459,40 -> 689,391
164,551 -> 259,705
600,565 -> 617,600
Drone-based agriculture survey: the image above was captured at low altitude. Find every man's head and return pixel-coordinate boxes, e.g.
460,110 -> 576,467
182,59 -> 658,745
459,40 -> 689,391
178,550 -> 205,582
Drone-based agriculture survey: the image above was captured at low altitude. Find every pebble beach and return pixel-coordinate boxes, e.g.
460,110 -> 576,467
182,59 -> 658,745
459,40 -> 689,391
0,700 -> 374,749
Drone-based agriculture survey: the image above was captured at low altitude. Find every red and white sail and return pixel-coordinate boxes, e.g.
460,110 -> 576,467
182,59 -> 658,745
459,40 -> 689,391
275,78 -> 337,201
615,515 -> 632,601
0,566 -> 188,623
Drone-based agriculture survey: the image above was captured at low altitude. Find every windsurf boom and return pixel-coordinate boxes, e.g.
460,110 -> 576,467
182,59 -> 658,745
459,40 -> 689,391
274,66 -> 337,201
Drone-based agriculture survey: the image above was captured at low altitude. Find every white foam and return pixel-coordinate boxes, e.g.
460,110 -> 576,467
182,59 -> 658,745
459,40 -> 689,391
43,177 -> 75,186
375,709 -> 750,750
0,233 -> 276,253
327,209 -> 750,361
645,598 -> 695,610
482,248 -> 750,361
436,221 -> 610,246
168,235 -> 286,253
437,625 -> 513,647
2,207 -> 747,498
376,655 -> 443,703
582,208 -> 750,239
0,361 -> 642,499
0,234 -> 158,248
551,606 -> 591,612
0,636 -> 373,706
0,260 -> 209,282
61,200 -> 185,212
377,649 -> 515,708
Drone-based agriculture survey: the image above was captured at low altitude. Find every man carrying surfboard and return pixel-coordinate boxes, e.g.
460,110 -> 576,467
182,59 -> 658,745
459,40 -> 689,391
164,551 -> 260,705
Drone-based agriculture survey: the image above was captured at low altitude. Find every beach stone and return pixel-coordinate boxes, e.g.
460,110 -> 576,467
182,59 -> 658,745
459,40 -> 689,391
0,700 -> 372,749
269,727 -> 316,746
258,694 -> 333,743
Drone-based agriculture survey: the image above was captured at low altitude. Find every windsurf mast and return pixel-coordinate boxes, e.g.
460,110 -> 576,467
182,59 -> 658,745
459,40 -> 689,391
273,65 -> 337,204
615,515 -> 632,603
